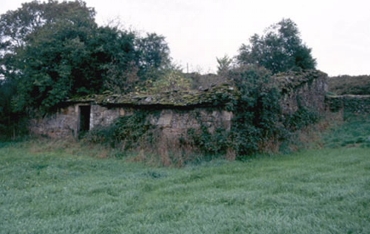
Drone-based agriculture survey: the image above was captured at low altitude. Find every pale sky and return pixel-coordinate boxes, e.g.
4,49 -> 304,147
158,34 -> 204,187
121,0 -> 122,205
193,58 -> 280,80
2,0 -> 370,76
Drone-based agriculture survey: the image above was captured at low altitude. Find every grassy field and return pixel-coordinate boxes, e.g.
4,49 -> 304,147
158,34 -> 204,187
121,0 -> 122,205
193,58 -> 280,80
1,116 -> 370,233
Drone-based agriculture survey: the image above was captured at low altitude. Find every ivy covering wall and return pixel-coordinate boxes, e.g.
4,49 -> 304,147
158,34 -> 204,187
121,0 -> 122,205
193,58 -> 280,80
326,95 -> 370,115
81,68 -> 327,160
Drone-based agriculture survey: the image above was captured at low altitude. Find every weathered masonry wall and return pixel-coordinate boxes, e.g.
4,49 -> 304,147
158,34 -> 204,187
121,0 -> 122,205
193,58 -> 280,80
29,105 -> 78,138
29,104 -> 122,138
29,104 -> 232,139
277,70 -> 328,114
147,108 -> 232,139
326,95 -> 370,114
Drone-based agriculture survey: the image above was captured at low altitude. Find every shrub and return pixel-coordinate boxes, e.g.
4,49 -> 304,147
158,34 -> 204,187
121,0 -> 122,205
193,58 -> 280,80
283,106 -> 320,131
186,126 -> 231,156
86,110 -> 157,151
186,65 -> 321,158
228,65 -> 283,156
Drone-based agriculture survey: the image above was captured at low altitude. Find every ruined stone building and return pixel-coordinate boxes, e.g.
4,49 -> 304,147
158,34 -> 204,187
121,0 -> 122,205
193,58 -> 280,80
29,70 -> 328,142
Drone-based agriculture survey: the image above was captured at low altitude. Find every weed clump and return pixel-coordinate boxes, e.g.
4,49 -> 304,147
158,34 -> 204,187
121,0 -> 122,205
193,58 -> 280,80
85,110 -> 157,151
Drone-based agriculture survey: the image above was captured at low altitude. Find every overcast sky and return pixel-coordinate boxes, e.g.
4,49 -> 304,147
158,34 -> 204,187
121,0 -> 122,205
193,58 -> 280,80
2,0 -> 370,76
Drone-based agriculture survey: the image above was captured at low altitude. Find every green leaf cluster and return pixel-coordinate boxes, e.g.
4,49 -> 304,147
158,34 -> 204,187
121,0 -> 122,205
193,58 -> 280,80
236,18 -> 316,74
228,65 -> 283,155
0,1 -> 172,114
145,70 -> 191,93
85,110 -> 157,152
187,66 -> 321,157
0,79 -> 28,139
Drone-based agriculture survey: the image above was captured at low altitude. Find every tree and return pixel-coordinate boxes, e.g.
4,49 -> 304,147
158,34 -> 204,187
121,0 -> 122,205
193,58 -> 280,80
236,18 -> 316,74
0,0 -> 99,112
99,26 -> 139,94
135,33 -> 171,81
1,1 -> 141,112
0,78 -> 27,138
216,55 -> 233,76
228,65 -> 282,155
1,0 -> 174,113
0,0 -> 96,78
6,1 -> 102,112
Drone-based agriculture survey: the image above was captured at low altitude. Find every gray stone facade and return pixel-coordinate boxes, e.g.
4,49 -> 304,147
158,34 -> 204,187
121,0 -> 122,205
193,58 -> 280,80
29,104 -> 232,140
280,75 -> 328,114
29,105 -> 78,138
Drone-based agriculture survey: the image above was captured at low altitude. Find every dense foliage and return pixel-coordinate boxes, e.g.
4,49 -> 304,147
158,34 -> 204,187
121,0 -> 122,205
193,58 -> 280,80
136,33 -> 171,81
0,79 -> 28,138
86,110 -> 157,152
228,66 -> 282,155
236,18 -> 316,74
184,66 -> 321,158
187,66 -> 284,157
326,95 -> 370,117
0,0 -> 171,114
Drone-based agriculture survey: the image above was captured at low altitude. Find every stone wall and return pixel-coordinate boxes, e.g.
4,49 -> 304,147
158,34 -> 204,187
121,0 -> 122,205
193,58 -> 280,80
148,108 -> 232,139
29,105 -> 78,138
277,70 -> 328,114
90,105 -> 124,128
326,95 -> 370,115
29,103 -> 232,140
90,105 -> 232,135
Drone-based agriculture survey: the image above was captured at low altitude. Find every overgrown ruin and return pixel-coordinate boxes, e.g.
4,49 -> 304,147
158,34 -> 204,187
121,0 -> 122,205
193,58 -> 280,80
29,70 -> 328,149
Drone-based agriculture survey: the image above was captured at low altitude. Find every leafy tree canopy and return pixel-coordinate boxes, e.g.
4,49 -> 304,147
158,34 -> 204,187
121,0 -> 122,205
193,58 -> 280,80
0,0 -> 172,113
236,18 -> 316,74
135,33 -> 172,81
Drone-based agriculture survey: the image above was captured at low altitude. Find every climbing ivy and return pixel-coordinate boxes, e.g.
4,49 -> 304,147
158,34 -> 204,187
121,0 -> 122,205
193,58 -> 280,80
86,110 -> 158,151
87,66 -> 322,160
187,65 -> 321,157
186,126 -> 231,156
228,65 -> 283,156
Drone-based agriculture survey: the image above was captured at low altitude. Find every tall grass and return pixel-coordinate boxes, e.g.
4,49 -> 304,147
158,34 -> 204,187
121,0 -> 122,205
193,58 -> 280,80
1,136 -> 369,233
323,114 -> 370,148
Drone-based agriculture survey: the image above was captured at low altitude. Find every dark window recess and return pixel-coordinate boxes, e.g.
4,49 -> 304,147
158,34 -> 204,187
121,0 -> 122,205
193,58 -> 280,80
79,106 -> 90,135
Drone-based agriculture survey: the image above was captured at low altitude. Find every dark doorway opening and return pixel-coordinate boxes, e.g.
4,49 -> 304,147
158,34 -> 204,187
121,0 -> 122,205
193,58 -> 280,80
79,105 -> 91,136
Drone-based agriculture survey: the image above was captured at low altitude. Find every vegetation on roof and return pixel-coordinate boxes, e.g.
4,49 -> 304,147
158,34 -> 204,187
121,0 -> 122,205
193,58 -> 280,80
70,83 -> 238,107
274,70 -> 327,94
69,69 -> 325,107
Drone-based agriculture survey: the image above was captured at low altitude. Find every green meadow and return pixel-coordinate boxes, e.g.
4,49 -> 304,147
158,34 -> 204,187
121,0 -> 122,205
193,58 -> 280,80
1,115 -> 370,234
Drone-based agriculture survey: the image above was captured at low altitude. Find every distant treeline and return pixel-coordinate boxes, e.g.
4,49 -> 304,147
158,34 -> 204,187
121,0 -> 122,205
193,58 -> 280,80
329,75 -> 370,95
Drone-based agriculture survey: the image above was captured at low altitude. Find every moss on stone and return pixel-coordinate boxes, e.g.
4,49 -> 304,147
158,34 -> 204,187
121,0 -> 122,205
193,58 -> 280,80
67,70 -> 326,108
68,83 -> 239,107
274,70 -> 327,94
